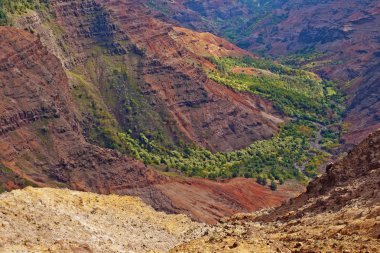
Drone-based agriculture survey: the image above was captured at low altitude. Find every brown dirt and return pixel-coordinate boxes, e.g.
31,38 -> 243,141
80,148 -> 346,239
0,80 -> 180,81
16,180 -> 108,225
0,187 -> 205,253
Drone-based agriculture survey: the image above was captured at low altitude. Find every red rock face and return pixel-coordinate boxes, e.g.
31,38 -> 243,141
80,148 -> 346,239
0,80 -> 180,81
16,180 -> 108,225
248,0 -> 380,146
0,26 -> 165,191
0,27 -> 299,223
40,0 -> 284,152
151,0 -> 380,146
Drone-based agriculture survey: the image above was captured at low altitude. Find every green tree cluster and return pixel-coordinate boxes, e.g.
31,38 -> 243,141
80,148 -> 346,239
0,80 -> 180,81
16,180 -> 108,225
208,56 -> 339,123
0,0 -> 41,25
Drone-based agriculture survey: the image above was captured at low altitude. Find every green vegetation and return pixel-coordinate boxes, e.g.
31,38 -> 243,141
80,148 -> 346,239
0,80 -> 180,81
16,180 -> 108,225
208,56 -> 343,123
0,163 -> 37,193
69,48 -> 187,151
105,119 -> 320,183
0,0 -> 42,25
203,56 -> 345,180
319,127 -> 342,152
69,52 -> 344,184
71,58 -> 327,183
90,106 -> 327,185
279,52 -> 325,68
270,180 -> 278,191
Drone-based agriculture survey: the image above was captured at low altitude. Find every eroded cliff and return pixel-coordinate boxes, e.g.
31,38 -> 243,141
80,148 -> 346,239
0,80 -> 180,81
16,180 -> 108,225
0,26 -> 299,224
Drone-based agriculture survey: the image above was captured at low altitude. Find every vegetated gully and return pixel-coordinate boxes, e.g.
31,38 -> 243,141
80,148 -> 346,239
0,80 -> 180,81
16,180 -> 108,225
295,121 -> 335,174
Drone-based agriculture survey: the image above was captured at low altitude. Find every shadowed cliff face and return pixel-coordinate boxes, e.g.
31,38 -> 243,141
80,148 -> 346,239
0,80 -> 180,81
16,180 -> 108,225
149,0 -> 380,146
243,0 -> 380,146
0,26 -> 299,224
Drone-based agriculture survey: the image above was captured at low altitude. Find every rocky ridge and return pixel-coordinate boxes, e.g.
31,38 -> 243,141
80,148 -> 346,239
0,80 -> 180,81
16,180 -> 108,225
172,128 -> 380,252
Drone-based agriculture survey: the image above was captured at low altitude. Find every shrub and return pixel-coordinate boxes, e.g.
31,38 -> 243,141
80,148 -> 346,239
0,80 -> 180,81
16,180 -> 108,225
270,180 -> 278,191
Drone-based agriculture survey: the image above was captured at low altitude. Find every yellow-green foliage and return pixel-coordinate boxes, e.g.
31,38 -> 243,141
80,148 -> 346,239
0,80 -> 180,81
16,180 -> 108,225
304,152 -> 331,178
0,0 -> 42,25
68,70 -> 122,149
116,120 -> 317,182
70,53 -> 344,182
70,65 -> 318,181
208,56 -> 340,122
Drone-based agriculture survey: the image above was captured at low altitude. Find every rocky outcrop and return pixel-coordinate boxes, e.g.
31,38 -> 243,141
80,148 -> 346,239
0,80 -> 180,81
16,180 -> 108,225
172,129 -> 380,252
0,26 -> 298,224
0,187 -> 205,253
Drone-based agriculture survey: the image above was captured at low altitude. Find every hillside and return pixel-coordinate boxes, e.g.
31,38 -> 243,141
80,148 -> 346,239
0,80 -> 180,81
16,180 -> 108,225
173,129 -> 380,252
0,26 -> 304,224
148,0 -> 380,147
0,129 -> 378,252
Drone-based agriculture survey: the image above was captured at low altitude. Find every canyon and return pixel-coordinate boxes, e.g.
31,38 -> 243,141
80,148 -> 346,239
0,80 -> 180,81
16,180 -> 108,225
0,0 -> 379,252
18,0 -> 284,153
0,128 -> 378,252
173,128 -> 380,253
148,0 -> 380,146
0,25 -> 298,224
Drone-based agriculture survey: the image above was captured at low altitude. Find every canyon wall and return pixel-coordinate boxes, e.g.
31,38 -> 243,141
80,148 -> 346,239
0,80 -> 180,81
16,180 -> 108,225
0,26 -> 299,224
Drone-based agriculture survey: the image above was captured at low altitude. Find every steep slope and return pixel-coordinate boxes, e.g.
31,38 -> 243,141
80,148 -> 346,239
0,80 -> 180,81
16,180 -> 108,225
7,0 -> 336,182
150,0 -> 380,146
0,126 -> 378,253
0,187 -> 204,253
0,25 -> 166,206
173,128 -> 380,252
0,26 -> 299,224
244,0 -> 380,146
16,0 -> 284,153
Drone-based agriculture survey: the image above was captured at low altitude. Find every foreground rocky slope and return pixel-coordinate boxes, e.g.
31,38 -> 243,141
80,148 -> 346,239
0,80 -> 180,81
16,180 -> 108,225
0,130 -> 378,253
0,187 -> 204,253
0,26 -> 299,223
173,129 -> 380,252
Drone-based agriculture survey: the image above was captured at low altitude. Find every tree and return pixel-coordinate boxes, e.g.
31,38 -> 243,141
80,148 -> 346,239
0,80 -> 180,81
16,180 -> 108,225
256,175 -> 267,186
270,181 -> 278,191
